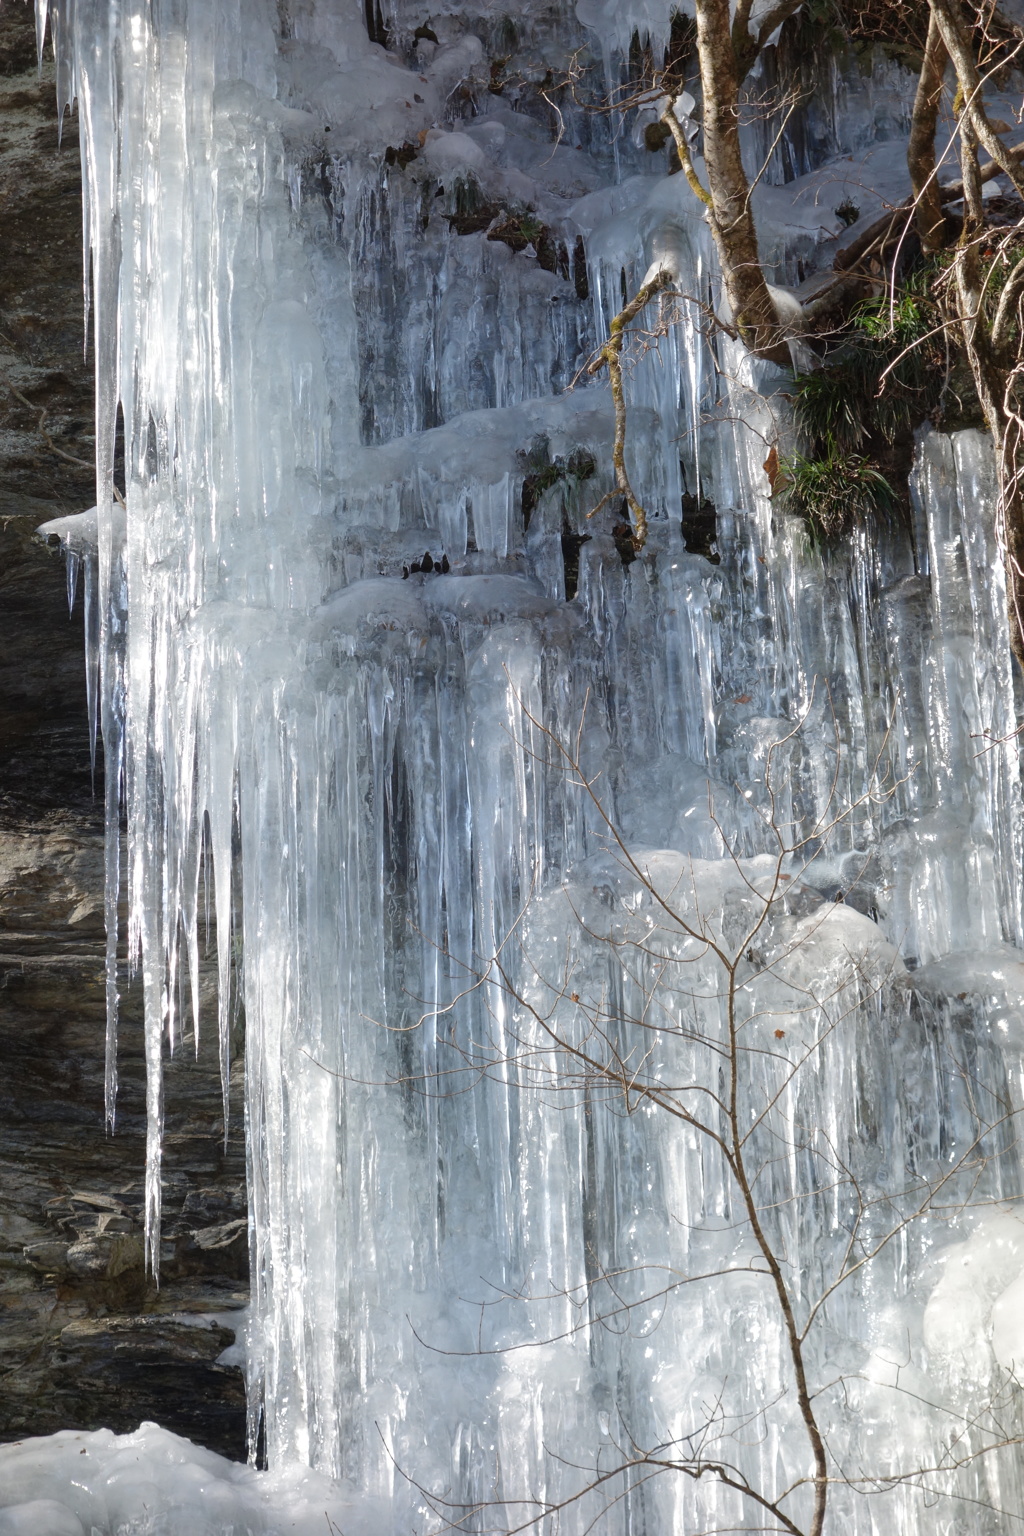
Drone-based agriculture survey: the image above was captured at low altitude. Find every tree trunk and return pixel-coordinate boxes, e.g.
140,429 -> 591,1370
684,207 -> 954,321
908,13 -> 948,253
694,0 -> 791,366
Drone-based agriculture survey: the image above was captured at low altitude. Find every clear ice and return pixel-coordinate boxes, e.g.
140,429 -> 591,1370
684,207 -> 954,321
18,1 -> 1024,1533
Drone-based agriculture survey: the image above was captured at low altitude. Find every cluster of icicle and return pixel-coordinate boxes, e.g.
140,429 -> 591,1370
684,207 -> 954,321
26,0 -> 1024,1532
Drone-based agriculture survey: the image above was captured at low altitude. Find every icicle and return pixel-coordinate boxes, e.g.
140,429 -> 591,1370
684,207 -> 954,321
65,546 -> 79,613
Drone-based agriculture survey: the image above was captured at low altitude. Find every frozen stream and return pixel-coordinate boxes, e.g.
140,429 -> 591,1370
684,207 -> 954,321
8,1 -> 1024,1532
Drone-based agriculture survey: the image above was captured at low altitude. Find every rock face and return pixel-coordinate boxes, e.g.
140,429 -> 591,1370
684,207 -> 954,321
0,7 -> 250,1462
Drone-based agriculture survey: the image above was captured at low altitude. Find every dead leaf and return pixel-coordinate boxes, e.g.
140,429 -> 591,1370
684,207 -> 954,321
763,444 -> 787,496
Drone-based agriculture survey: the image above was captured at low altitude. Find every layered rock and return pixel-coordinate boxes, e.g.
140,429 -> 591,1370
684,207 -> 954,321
0,6 -> 249,1462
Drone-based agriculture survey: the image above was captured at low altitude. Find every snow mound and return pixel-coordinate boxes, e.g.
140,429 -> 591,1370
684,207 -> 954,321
0,1423 -> 368,1536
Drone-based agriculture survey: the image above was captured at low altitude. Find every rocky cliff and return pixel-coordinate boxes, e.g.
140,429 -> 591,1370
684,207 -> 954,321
0,4 -> 250,1461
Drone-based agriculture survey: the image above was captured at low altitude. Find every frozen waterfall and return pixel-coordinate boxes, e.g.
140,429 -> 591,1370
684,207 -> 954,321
9,1 -> 1024,1533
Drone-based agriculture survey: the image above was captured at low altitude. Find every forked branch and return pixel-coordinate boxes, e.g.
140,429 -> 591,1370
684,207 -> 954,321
587,267 -> 675,550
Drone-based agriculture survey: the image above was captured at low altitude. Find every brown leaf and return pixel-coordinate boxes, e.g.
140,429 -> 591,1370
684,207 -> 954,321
763,443 -> 786,496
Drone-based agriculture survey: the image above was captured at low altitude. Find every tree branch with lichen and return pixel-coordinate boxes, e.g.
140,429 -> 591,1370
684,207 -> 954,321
587,268 -> 675,551
659,102 -> 713,209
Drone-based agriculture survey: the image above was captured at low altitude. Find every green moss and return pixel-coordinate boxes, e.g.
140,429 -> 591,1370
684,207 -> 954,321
644,121 -> 672,153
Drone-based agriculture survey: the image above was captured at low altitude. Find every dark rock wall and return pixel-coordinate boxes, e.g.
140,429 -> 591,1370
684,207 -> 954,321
0,6 -> 250,1461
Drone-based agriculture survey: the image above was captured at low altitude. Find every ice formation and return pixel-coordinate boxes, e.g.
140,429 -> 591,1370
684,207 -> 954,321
18,0 -> 1024,1532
